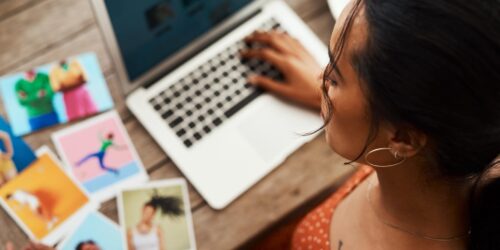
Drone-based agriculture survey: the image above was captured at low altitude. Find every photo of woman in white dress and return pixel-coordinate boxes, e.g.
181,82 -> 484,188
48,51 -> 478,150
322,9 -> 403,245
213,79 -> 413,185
126,194 -> 183,250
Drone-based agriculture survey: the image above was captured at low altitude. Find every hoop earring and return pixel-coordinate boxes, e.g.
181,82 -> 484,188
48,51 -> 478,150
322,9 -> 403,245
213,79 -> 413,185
364,147 -> 406,168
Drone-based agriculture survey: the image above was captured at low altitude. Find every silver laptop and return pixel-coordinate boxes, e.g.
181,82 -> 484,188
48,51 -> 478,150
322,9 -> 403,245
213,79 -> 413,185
92,0 -> 328,209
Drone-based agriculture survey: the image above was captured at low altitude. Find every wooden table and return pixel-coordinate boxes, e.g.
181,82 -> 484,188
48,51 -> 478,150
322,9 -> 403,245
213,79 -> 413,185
0,0 -> 353,249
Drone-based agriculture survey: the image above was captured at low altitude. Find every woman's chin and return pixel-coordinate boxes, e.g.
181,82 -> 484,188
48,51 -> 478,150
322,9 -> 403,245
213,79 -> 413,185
324,134 -> 355,162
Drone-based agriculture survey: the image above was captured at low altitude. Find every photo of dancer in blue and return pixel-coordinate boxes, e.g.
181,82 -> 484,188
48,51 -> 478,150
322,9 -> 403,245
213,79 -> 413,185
76,132 -> 125,175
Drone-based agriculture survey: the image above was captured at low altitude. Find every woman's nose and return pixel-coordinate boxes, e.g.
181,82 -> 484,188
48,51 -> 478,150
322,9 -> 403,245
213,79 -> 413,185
318,71 -> 330,92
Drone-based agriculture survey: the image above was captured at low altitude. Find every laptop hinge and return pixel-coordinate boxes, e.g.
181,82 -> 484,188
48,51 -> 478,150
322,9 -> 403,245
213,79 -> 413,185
144,9 -> 263,89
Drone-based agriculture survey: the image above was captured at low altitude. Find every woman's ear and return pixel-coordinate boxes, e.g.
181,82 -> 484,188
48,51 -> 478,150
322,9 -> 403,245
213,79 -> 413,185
385,125 -> 427,158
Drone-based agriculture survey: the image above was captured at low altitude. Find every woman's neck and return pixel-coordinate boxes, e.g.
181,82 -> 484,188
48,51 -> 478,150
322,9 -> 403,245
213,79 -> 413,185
140,220 -> 153,227
370,159 -> 473,239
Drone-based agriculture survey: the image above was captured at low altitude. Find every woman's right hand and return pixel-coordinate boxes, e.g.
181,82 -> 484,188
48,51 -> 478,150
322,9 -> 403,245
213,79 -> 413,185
240,31 -> 325,110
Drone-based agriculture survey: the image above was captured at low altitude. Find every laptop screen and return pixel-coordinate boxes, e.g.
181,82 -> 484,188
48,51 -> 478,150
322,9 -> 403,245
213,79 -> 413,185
104,0 -> 252,82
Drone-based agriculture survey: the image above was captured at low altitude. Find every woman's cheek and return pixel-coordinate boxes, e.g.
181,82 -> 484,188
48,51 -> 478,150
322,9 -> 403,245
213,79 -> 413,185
324,87 -> 364,161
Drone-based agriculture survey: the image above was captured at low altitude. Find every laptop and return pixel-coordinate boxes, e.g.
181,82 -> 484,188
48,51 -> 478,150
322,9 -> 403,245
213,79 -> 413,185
92,0 -> 328,209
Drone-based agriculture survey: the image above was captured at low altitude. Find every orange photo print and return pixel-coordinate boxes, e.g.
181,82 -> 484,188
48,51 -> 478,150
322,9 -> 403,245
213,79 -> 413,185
0,153 -> 90,242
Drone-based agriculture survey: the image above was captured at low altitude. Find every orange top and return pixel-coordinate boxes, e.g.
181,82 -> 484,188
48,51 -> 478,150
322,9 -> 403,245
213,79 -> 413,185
291,165 -> 374,249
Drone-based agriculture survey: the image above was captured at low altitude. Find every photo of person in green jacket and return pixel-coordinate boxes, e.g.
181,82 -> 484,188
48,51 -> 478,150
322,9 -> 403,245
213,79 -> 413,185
15,69 -> 59,131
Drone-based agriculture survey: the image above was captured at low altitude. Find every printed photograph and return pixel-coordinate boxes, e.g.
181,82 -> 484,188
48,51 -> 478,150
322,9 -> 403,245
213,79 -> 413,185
0,53 -> 114,136
52,111 -> 148,203
58,212 -> 124,250
0,116 -> 36,187
0,149 -> 96,245
118,179 -> 196,250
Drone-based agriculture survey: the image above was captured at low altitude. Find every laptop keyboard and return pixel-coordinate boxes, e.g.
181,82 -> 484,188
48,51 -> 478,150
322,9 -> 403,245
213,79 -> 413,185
149,19 -> 285,148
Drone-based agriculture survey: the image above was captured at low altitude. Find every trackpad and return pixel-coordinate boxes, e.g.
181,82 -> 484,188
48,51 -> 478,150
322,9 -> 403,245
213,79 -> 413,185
237,100 -> 316,162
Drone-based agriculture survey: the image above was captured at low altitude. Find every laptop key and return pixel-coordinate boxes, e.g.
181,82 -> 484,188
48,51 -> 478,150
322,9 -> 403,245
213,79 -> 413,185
212,118 -> 222,127
183,139 -> 193,147
224,89 -> 264,118
176,129 -> 186,137
161,110 -> 174,119
193,132 -> 202,140
169,117 -> 183,128
203,126 -> 211,133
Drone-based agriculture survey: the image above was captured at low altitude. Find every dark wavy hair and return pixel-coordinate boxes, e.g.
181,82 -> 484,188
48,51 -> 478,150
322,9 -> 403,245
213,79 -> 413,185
144,193 -> 184,217
75,240 -> 97,250
321,0 -> 500,248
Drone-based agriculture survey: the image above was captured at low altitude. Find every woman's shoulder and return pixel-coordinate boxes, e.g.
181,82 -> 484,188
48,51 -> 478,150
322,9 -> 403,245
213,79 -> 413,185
320,165 -> 374,209
291,165 -> 374,249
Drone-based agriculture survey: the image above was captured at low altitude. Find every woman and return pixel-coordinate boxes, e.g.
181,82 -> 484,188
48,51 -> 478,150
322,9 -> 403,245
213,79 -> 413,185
15,69 -> 59,130
127,194 -> 184,250
76,132 -> 125,175
5,0 -> 500,249
5,190 -> 58,230
75,240 -> 101,250
50,59 -> 97,122
242,0 -> 500,249
0,131 -> 16,186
